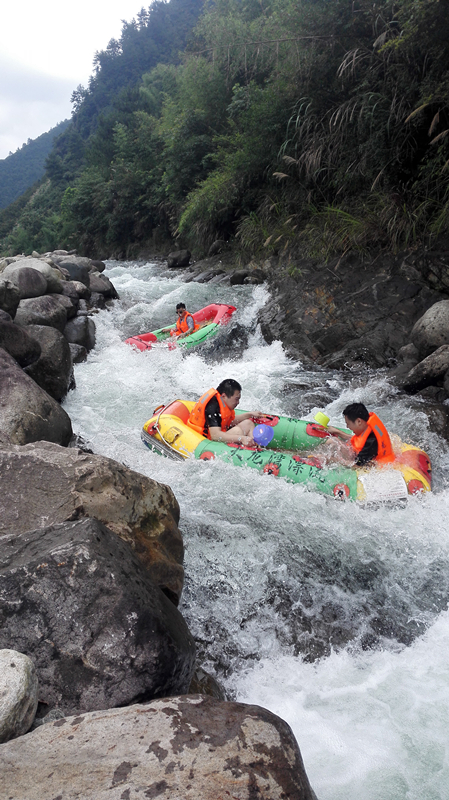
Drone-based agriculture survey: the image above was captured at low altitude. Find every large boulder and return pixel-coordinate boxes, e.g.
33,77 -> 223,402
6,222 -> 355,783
88,271 -> 119,298
0,518 -> 195,715
0,696 -> 317,800
0,278 -> 20,317
0,650 -> 38,744
400,345 -> 449,392
167,249 -> 191,268
0,439 -> 184,602
2,258 -> 63,293
23,325 -> 73,401
410,299 -> 449,358
63,315 -> 96,351
52,256 -> 91,286
0,349 -> 72,445
0,320 -> 41,367
13,295 -> 67,332
1,267 -> 48,299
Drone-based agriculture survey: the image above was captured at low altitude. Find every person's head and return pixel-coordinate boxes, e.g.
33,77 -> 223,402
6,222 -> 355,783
216,378 -> 242,409
176,302 -> 186,317
343,402 -> 369,435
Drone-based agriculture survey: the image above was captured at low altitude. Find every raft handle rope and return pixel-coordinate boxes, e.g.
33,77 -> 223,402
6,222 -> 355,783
151,404 -> 185,457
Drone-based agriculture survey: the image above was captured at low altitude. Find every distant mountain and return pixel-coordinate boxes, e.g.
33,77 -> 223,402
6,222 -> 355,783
0,120 -> 70,210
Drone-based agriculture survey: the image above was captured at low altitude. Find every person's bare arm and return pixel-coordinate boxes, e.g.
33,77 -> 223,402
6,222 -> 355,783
326,425 -> 352,441
209,426 -> 253,445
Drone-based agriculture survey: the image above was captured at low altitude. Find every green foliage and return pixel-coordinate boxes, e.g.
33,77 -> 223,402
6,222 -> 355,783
2,0 -> 449,258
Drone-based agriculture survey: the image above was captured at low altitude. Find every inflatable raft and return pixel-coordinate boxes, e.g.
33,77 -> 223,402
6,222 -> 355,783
141,400 -> 432,503
126,303 -> 236,351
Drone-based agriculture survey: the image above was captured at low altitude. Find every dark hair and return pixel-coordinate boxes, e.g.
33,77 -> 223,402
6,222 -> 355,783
176,302 -> 186,311
216,378 -> 242,397
343,402 -> 369,422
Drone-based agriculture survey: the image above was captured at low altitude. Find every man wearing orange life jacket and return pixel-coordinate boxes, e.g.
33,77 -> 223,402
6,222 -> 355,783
170,303 -> 200,338
327,402 -> 394,466
188,378 -> 264,446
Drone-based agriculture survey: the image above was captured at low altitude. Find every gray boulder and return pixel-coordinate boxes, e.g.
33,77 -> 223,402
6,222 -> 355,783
52,256 -> 91,286
1,267 -> 48,299
63,315 -> 96,351
0,348 -> 72,445
0,439 -> 184,602
3,258 -> 63,293
52,292 -> 78,319
0,696 -> 317,800
400,345 -> 449,392
23,325 -> 73,401
0,518 -> 195,715
410,299 -> 449,358
167,249 -> 191,268
69,342 -> 87,363
90,259 -> 106,272
88,271 -> 119,298
89,291 -> 106,309
70,279 -> 91,299
0,278 -> 20,317
0,320 -> 41,367
0,650 -> 38,744
14,295 -> 68,332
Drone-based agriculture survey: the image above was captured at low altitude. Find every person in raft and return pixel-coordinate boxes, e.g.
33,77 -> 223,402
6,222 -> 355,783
327,402 -> 394,466
188,378 -> 263,447
170,303 -> 200,338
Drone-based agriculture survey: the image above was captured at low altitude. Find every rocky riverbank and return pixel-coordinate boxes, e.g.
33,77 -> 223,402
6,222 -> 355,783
0,249 -> 316,798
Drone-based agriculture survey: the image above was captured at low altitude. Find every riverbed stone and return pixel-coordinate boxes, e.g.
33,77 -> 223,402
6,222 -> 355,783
167,249 -> 191,268
0,348 -> 72,445
88,270 -> 119,298
23,324 -> 73,401
0,278 -> 20,317
1,266 -> 48,299
13,295 -> 68,332
0,320 -> 41,367
69,342 -> 87,363
0,518 -> 195,715
2,258 -> 64,293
0,650 -> 38,744
63,314 -> 96,350
0,696 -> 317,800
0,439 -> 184,602
410,299 -> 449,358
400,345 -> 449,392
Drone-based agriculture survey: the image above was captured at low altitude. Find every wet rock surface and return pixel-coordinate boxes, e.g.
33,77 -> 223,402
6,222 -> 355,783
0,518 -> 195,715
0,696 -> 317,800
0,650 -> 38,744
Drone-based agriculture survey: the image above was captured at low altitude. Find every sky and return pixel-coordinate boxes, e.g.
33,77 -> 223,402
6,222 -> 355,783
0,1 -> 148,160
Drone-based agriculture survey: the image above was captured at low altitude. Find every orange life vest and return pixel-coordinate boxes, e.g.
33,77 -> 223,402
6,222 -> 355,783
171,311 -> 200,336
351,412 -> 395,464
188,388 -> 235,438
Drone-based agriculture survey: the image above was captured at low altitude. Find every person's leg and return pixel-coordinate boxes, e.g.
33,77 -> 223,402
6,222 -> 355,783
232,418 -> 255,437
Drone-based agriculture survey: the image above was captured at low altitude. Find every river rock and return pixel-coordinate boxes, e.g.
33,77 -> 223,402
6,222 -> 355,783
88,271 -> 119,298
1,267 -> 48,299
0,320 -> 41,367
13,295 -> 68,332
23,325 -> 73,401
0,696 -> 317,800
63,315 -> 96,350
258,251 -> 442,367
0,650 -> 38,744
52,292 -> 78,319
52,256 -> 91,285
0,278 -> 20,317
90,259 -> 106,272
410,299 -> 449,358
0,439 -> 184,602
167,249 -> 191,268
69,342 -> 87,363
2,258 -> 64,293
400,345 -> 449,392
0,349 -> 72,445
71,279 -> 91,299
0,518 -> 195,715
89,291 -> 106,309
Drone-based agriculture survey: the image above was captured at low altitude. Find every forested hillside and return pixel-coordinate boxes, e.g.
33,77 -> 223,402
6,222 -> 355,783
1,0 -> 448,261
0,120 -> 70,210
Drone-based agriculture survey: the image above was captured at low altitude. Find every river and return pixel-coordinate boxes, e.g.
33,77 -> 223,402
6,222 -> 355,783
63,259 -> 449,800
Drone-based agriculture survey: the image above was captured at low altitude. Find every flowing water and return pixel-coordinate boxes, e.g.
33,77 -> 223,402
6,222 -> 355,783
63,260 -> 449,800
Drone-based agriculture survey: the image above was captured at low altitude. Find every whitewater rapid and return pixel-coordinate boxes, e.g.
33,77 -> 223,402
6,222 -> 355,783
63,260 -> 449,800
